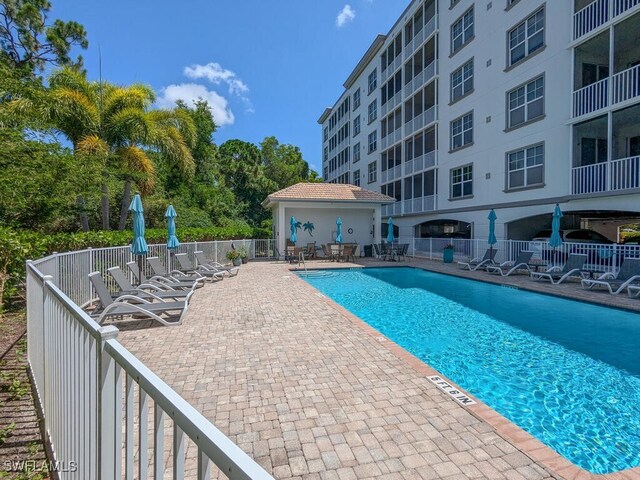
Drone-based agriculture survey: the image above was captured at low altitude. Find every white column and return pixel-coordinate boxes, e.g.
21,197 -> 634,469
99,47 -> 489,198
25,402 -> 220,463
373,207 -> 382,245
277,205 -> 286,255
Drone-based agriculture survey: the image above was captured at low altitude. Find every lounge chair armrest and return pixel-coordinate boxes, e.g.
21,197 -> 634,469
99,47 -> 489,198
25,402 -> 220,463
138,282 -> 175,292
113,294 -> 156,305
595,272 -> 615,280
545,266 -> 561,273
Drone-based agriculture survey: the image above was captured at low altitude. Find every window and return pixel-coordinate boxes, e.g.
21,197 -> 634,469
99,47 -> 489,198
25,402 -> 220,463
451,59 -> 474,102
353,88 -> 361,110
323,147 -> 328,162
451,7 -> 474,54
368,130 -> 378,153
507,144 -> 544,189
508,76 -> 544,128
368,100 -> 378,124
368,69 -> 377,94
450,112 -> 473,150
353,115 -> 361,136
353,143 -> 361,163
508,8 -> 544,67
368,161 -> 377,183
353,169 -> 361,187
323,127 -> 328,142
450,164 -> 473,198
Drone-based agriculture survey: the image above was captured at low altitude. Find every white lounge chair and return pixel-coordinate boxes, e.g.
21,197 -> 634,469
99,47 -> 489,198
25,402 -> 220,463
194,251 -> 239,277
174,253 -> 225,281
107,267 -> 193,300
457,248 -> 497,271
581,258 -> 640,295
147,256 -> 212,283
530,254 -> 587,285
486,251 -> 534,276
89,272 -> 192,326
126,261 -> 204,290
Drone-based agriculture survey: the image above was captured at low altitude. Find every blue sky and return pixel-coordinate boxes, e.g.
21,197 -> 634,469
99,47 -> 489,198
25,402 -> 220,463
51,1 -> 408,173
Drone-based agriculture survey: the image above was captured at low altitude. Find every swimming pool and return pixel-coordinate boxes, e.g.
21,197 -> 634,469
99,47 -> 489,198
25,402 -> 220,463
300,267 -> 640,474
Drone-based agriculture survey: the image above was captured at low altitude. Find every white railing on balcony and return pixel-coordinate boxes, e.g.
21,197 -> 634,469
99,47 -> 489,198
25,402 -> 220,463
404,61 -> 437,98
383,202 -> 403,217
27,241 -> 277,480
574,0 -> 609,40
574,0 -> 640,40
573,77 -> 608,117
411,237 -> 640,274
405,105 -> 437,136
614,0 -> 640,16
402,195 -> 436,215
405,150 -> 437,175
571,156 -> 640,194
612,64 -> 640,104
381,164 -> 403,183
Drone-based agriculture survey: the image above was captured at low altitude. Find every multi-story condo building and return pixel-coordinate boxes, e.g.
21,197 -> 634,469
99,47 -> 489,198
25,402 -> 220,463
318,0 -> 640,242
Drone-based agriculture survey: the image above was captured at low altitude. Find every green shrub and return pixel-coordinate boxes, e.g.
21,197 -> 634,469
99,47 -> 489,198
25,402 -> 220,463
0,223 -> 271,310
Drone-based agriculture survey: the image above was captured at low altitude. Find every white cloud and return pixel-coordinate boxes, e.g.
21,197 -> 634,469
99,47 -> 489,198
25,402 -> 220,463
184,62 -> 248,96
156,83 -> 235,126
336,5 -> 356,27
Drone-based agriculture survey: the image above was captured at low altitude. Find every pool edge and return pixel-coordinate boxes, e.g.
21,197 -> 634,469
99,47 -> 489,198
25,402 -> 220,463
291,265 -> 640,480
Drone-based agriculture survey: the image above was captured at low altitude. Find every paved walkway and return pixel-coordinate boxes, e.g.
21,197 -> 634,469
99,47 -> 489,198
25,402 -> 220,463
118,258 -> 640,480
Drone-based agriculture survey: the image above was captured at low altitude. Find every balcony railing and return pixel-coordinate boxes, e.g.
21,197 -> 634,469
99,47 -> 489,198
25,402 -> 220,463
381,164 -> 403,183
574,0 -> 640,40
612,63 -> 640,104
573,77 -> 608,117
405,105 -> 437,136
572,64 -> 640,117
571,155 -> 640,194
402,195 -> 436,215
404,61 -> 437,98
405,150 -> 437,175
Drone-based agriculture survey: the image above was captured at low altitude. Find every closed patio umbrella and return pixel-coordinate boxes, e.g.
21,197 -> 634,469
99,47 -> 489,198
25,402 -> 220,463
549,204 -> 563,264
290,216 -> 297,244
336,217 -> 343,243
386,217 -> 395,243
129,194 -> 148,283
488,209 -> 497,256
165,204 -> 180,250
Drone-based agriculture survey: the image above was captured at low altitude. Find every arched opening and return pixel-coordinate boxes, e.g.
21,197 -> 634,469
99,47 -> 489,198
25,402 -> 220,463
414,219 -> 472,238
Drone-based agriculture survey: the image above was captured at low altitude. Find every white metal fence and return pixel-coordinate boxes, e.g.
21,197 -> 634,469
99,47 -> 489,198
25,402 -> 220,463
408,237 -> 640,274
26,239 -> 276,479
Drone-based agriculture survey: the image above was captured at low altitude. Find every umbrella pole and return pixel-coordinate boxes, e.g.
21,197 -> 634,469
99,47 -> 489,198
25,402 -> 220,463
137,255 -> 143,285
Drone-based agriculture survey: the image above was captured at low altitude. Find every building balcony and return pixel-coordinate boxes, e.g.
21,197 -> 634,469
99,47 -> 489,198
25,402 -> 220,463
381,128 -> 403,151
571,155 -> 640,194
405,105 -> 437,137
574,0 -> 640,41
572,64 -> 640,117
404,61 -> 437,98
405,150 -> 437,176
404,15 -> 438,60
402,195 -> 436,215
380,164 -> 403,184
381,94 -> 401,118
383,202 -> 403,217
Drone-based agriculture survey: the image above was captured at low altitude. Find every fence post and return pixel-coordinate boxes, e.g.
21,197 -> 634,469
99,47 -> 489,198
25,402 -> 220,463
214,241 -> 218,264
40,274 -> 53,424
429,238 -> 433,260
98,325 -> 119,480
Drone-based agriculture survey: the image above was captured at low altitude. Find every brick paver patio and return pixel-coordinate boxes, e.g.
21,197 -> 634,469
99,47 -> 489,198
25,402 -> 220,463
118,258 -> 640,480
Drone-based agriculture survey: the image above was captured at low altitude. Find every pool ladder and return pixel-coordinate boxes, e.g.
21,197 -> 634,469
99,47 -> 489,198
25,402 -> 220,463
299,251 -> 307,274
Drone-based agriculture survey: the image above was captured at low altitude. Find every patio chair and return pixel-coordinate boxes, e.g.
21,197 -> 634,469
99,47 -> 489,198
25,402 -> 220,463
147,256 -> 211,283
457,248 -> 497,271
330,244 -> 341,262
485,251 -> 534,276
107,267 -> 194,301
581,258 -> 640,295
398,244 -> 409,262
174,253 -> 224,281
530,254 -> 588,285
628,285 -> 640,298
306,242 -> 317,259
126,261 -> 204,290
373,243 -> 382,259
321,244 -> 332,261
89,272 -> 191,326
194,251 -> 239,277
342,244 -> 356,262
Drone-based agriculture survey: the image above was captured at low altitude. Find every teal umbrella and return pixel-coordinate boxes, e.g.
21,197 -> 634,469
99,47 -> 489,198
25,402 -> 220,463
386,217 -> 395,243
549,204 -> 563,248
129,194 -> 148,283
488,209 -> 497,253
336,217 -> 343,243
290,216 -> 297,244
165,204 -> 180,250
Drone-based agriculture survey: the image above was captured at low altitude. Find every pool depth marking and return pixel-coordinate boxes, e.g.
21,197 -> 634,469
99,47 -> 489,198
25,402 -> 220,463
427,375 -> 476,406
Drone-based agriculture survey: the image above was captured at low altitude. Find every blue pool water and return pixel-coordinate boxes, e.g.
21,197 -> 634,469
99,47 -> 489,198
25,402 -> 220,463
301,267 -> 640,474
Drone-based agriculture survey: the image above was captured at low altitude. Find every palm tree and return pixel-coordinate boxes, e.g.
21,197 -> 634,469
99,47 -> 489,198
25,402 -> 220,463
45,67 -> 196,230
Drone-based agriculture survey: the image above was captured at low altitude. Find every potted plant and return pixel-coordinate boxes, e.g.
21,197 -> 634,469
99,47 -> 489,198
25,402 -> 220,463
443,244 -> 455,263
226,249 -> 242,266
237,246 -> 249,264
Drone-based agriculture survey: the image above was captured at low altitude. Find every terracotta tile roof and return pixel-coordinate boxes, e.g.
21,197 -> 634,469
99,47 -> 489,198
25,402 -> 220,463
265,183 -> 395,205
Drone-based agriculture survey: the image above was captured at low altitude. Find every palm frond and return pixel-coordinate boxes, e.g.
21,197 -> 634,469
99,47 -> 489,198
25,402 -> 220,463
104,107 -> 151,146
48,88 -> 100,143
116,146 -> 155,195
149,125 -> 195,177
103,84 -> 155,120
76,135 -> 109,160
